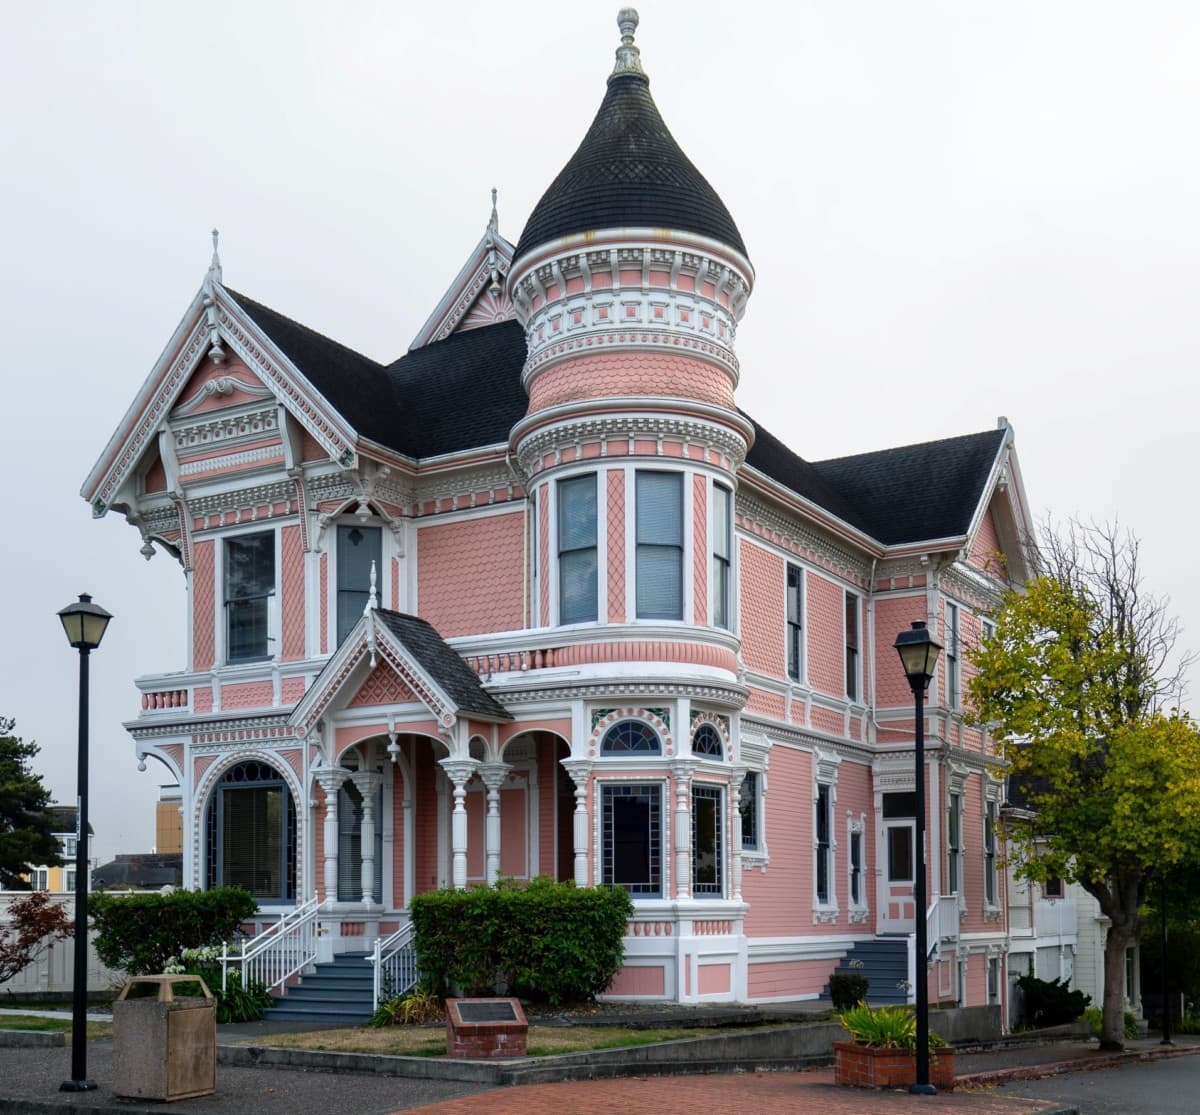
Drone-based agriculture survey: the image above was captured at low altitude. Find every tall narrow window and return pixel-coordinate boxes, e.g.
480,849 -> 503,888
337,525 -> 382,645
692,785 -> 724,896
225,532 -> 274,662
786,564 -> 803,681
336,780 -> 383,902
206,761 -> 296,903
849,829 -> 864,906
602,784 -> 662,896
984,799 -> 998,905
558,475 -> 597,624
712,484 -> 732,629
948,792 -> 963,895
945,601 -> 961,709
636,471 -> 683,620
815,783 -> 832,905
845,592 -> 860,700
740,771 -> 760,850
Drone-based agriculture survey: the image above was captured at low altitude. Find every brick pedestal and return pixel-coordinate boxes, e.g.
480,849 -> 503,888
445,998 -> 528,1059
833,1041 -> 955,1091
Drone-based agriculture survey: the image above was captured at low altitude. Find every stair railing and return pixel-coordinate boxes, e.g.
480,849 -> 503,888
221,896 -> 322,995
369,920 -> 418,1008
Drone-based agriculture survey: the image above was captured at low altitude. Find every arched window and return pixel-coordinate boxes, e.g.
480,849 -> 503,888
691,723 -> 723,759
600,720 -> 661,755
205,761 -> 296,903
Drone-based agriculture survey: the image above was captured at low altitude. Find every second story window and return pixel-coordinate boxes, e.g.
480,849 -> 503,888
947,791 -> 963,895
984,799 -> 998,906
845,591 -> 860,701
336,525 -> 382,645
636,471 -> 683,620
815,782 -> 832,905
945,601 -> 961,708
557,475 -> 597,624
712,484 -> 732,629
786,564 -> 803,681
225,532 -> 274,662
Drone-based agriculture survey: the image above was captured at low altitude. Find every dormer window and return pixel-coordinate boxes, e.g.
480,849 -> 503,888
337,524 -> 382,645
225,532 -> 274,662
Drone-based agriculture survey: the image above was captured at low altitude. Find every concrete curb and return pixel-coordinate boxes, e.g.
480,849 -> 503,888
956,1041 -> 1200,1089
0,1029 -> 66,1048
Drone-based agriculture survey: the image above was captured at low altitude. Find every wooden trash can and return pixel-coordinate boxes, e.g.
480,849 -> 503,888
112,974 -> 217,1101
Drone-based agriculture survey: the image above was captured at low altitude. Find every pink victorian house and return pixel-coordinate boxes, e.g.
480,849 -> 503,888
84,11 -> 1035,1015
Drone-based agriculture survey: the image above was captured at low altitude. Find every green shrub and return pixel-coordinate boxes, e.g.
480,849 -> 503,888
829,971 -> 870,1010
410,877 -> 633,1005
1016,974 -> 1090,1029
161,944 -> 273,1024
838,1003 -> 946,1050
1176,1009 -> 1200,1035
90,888 -> 258,975
369,987 -> 444,1027
1083,1006 -> 1138,1040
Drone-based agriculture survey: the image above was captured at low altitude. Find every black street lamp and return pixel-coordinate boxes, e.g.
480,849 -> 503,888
894,619 -> 942,1096
1160,872 -> 1172,1046
57,593 -> 111,1093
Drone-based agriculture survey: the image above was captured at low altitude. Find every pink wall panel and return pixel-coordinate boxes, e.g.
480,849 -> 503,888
538,737 -> 559,879
280,525 -> 304,661
500,785 -> 527,877
875,595 -> 926,708
743,747 -> 812,936
220,681 -> 273,710
607,470 -> 626,623
413,744 -> 440,894
747,959 -> 835,1000
970,507 -> 1002,576
348,668 -> 416,707
526,352 -> 735,414
698,963 -> 731,995
608,965 -> 666,997
961,773 -> 985,932
738,541 -> 783,676
417,513 -> 525,637
692,474 -> 708,624
144,454 -> 167,493
281,677 -> 306,704
805,572 -> 845,697
192,540 -> 215,671
466,790 -> 485,880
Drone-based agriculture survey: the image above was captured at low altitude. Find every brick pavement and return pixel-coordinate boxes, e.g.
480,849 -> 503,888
397,1071 -> 1074,1115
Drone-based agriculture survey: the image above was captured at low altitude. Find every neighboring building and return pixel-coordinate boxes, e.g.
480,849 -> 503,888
82,11 -> 1036,1009
19,806 -> 94,895
156,784 -> 183,854
92,853 -> 183,891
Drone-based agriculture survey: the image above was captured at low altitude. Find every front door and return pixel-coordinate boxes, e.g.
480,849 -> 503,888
879,818 -> 916,933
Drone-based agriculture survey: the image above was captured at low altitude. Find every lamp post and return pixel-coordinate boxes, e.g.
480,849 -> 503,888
1160,872 -> 1172,1045
57,593 -> 111,1093
894,620 -> 942,1096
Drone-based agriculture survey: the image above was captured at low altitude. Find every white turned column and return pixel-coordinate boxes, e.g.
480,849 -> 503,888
729,766 -> 748,903
671,762 -> 696,901
439,759 -> 480,890
351,770 -> 382,907
479,762 -> 511,886
560,760 -> 593,887
313,767 -> 349,903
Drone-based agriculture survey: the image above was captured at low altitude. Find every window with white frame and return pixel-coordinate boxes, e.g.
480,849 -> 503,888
64,868 -> 75,893
981,616 -> 996,643
957,957 -> 968,1007
740,771 -> 760,851
786,564 -> 803,681
64,835 -> 77,858
225,531 -> 275,662
600,720 -> 662,755
691,723 -> 723,759
692,784 -> 724,896
988,956 -> 1002,1005
712,484 -> 732,629
557,474 -> 598,624
636,471 -> 684,620
336,524 -> 382,645
848,820 -> 866,911
601,783 -> 662,897
945,601 -> 961,709
984,798 -> 998,907
31,868 -> 48,891
815,782 -> 833,906
947,791 -> 963,895
845,591 -> 860,700
206,761 -> 296,903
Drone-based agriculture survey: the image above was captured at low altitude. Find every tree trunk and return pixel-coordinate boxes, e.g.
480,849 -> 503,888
1101,913 -> 1136,1050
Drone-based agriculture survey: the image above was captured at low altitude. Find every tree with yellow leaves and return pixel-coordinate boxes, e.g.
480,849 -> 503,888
969,522 -> 1200,1050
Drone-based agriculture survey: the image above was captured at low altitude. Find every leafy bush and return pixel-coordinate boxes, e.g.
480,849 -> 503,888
161,944 -> 273,1024
369,987 -> 444,1027
838,1003 -> 946,1050
829,971 -> 870,1010
1176,1009 -> 1200,1035
410,876 -> 633,1005
1083,1006 -> 1138,1040
90,888 -> 258,975
1016,974 -> 1090,1028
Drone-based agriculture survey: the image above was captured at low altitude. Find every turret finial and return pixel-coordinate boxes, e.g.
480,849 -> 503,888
611,8 -> 644,78
208,228 -> 222,283
488,187 -> 499,233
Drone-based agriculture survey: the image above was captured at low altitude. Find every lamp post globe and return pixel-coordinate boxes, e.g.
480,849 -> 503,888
894,620 -> 942,1095
57,593 -> 111,1093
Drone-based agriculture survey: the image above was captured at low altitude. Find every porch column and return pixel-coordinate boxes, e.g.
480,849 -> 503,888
671,762 -> 696,901
560,760 -> 593,887
439,759 -> 479,890
729,767 -> 747,903
479,762 -> 511,886
313,766 -> 349,903
351,770 -> 382,907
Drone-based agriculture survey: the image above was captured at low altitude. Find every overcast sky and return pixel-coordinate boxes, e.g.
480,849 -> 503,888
2,1 -> 1198,866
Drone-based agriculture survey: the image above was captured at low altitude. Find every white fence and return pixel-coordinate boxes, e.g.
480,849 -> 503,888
0,892 -> 123,996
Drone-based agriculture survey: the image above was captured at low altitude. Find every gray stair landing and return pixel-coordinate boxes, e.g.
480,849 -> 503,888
821,937 -> 910,1006
262,952 -> 375,1024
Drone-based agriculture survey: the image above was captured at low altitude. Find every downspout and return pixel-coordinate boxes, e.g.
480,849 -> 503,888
866,557 -> 878,743
505,449 -> 530,628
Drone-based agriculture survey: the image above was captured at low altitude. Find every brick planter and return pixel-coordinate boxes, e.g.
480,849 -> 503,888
445,998 -> 528,1059
833,1041 -> 955,1091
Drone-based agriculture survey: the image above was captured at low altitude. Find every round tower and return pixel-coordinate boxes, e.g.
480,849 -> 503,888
510,9 -> 754,653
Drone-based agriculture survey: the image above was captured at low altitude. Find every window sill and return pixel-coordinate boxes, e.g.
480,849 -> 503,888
983,905 -> 1002,923
847,906 -> 870,925
813,905 -> 840,925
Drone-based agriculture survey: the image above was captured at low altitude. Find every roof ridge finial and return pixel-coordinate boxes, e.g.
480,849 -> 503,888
488,187 -> 499,234
611,8 -> 644,79
208,228 -> 222,283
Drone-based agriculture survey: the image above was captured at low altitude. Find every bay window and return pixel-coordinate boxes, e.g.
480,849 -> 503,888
636,471 -> 683,620
558,475 -> 598,624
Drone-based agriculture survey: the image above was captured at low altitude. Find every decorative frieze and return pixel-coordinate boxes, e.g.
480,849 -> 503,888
736,493 -> 871,583
173,406 -> 280,453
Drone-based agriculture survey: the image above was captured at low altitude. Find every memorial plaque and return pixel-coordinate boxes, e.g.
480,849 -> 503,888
457,1000 -> 518,1023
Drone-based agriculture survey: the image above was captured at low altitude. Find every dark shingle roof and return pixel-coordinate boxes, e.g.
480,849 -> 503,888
515,71 -> 747,262
93,853 -> 182,890
375,610 -> 511,721
47,806 -> 93,836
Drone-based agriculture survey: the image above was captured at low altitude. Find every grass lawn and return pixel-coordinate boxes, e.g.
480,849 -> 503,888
0,1014 -> 112,1040
257,1023 -> 733,1058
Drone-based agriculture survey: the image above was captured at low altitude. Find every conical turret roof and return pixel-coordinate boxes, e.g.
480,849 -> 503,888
514,11 -> 747,263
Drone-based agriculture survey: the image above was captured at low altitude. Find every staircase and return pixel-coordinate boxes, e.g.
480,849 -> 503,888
822,937 -> 910,1006
262,953 -> 375,1024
